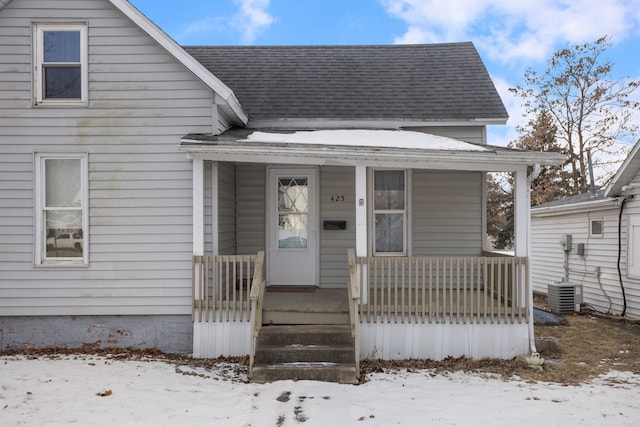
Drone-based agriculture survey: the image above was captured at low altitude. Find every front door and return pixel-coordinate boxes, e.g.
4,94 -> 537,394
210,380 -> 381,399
267,168 -> 318,286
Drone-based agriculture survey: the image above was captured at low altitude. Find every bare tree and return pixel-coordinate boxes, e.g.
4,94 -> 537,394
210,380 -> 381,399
512,110 -> 568,205
510,36 -> 639,194
487,172 -> 513,250
487,110 -> 565,249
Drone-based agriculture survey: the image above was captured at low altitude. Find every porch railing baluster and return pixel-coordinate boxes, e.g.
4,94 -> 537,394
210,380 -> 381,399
421,258 -> 426,323
204,256 -> 210,322
511,257 -> 517,323
455,258 -> 460,325
462,258 -> 467,324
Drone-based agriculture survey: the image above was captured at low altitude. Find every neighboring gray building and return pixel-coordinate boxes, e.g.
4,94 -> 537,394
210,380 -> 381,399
531,141 -> 640,320
0,0 -> 564,373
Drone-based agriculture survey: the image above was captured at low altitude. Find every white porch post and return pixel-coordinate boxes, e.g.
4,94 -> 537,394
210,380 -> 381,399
514,166 -> 535,353
211,161 -> 219,256
355,165 -> 368,300
514,167 -> 528,258
193,158 -> 205,256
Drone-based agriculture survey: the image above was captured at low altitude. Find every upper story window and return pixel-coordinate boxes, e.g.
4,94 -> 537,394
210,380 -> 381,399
373,169 -> 408,255
35,153 -> 88,266
33,23 -> 88,106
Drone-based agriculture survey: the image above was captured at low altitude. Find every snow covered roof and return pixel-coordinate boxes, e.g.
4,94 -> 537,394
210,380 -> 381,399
180,129 -> 566,172
242,129 -> 489,151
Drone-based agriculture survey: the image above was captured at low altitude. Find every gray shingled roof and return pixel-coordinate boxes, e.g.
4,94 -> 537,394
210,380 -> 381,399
534,189 -> 606,209
183,43 -> 508,122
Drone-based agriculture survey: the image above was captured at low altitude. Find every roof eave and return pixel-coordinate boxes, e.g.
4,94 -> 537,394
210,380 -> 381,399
245,117 -> 508,129
179,137 -> 566,171
604,139 -> 640,198
109,0 -> 248,125
531,197 -> 620,217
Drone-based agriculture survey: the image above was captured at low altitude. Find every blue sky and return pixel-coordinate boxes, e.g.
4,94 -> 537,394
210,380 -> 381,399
130,0 -> 640,149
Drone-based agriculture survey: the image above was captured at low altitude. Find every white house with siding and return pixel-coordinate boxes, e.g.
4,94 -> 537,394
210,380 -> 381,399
0,0 -> 564,382
531,141 -> 640,320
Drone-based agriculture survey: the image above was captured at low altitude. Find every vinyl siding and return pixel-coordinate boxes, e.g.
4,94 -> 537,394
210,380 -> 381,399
218,162 -> 237,255
413,170 -> 483,256
0,0 -> 218,316
319,167 -> 355,287
236,164 -> 266,256
531,202 -> 640,319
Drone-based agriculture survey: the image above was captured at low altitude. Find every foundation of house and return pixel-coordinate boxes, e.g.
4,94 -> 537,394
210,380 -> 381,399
0,315 -> 192,354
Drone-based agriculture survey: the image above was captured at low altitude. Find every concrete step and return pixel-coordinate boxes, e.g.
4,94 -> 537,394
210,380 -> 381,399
255,344 -> 355,364
262,310 -> 349,325
257,325 -> 353,346
251,324 -> 358,384
251,363 -> 358,384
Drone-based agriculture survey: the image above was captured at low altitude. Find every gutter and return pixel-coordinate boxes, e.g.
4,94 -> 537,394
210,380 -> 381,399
180,139 -> 567,169
531,198 -> 619,217
245,118 -> 509,129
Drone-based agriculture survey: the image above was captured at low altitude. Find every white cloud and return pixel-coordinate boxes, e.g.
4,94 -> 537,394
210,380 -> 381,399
233,0 -> 275,44
382,0 -> 639,64
393,26 -> 441,44
178,17 -> 227,42
175,0 -> 274,44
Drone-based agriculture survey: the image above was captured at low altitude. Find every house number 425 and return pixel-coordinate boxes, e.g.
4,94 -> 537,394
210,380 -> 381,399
330,195 -> 345,202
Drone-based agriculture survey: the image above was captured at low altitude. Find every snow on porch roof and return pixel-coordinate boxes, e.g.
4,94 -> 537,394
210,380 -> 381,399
242,129 -> 488,151
180,128 -> 566,171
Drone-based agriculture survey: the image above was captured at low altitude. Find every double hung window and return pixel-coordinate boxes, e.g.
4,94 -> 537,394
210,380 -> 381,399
35,154 -> 88,265
33,23 -> 87,105
373,170 -> 407,255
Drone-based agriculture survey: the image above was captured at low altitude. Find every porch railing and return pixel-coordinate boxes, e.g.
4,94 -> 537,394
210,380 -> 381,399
249,252 -> 266,375
347,249 -> 361,375
192,253 -> 263,322
350,254 -> 529,324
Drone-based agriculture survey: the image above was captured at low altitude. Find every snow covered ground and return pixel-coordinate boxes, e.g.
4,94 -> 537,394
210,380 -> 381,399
2,355 -> 639,427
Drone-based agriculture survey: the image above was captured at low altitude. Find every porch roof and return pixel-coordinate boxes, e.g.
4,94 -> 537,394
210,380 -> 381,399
180,128 -> 566,172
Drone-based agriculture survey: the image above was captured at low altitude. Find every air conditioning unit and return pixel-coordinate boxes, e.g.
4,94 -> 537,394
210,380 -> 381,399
547,282 -> 583,314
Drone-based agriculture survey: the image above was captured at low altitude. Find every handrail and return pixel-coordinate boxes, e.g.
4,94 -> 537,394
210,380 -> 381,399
248,251 -> 265,377
347,249 -> 360,375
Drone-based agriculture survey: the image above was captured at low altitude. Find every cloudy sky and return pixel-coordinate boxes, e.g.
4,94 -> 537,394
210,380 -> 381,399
130,0 -> 640,148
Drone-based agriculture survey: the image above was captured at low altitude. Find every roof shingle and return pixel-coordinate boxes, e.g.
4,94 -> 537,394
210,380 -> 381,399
183,43 -> 508,122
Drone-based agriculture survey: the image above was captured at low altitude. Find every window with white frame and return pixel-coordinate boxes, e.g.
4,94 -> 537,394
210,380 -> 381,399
589,218 -> 603,237
35,154 -> 88,265
373,169 -> 407,255
628,215 -> 640,278
33,23 -> 88,105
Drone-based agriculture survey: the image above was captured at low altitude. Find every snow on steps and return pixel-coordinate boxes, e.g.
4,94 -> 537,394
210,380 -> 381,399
251,325 -> 358,384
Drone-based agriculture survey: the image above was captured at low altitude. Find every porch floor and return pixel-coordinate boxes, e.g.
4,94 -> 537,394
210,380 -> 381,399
262,288 -> 349,324
263,288 -> 349,313
261,287 -> 522,319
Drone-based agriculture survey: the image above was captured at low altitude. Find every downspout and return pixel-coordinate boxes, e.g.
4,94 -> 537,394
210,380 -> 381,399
617,196 -> 628,316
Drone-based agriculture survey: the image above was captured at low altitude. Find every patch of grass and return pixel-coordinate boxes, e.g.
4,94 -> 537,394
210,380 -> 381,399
361,312 -> 640,385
